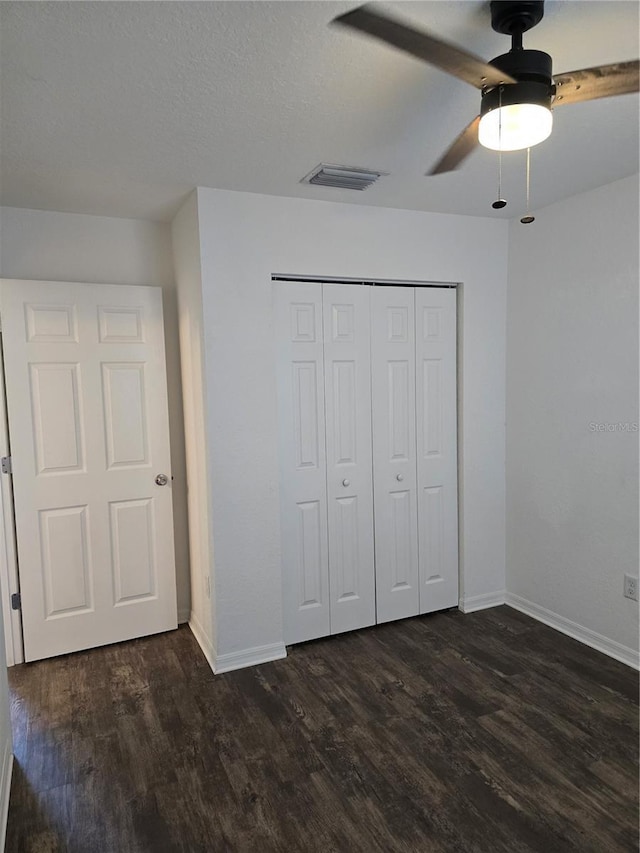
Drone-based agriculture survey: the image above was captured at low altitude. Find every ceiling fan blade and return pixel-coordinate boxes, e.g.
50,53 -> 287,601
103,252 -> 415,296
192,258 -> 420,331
427,116 -> 481,175
553,60 -> 639,106
332,5 -> 514,90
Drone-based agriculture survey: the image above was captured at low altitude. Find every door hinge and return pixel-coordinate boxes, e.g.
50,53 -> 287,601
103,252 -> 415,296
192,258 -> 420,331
1,457 -> 11,475
10,593 -> 20,611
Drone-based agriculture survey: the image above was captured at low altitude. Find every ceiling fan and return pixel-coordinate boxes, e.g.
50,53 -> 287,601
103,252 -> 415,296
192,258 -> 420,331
332,0 -> 640,175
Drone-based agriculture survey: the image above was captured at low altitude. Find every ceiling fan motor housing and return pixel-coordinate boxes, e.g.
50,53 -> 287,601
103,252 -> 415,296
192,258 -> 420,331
481,49 -> 553,117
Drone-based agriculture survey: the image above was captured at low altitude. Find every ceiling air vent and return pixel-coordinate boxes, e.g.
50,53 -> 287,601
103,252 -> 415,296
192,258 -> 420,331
301,163 -> 387,191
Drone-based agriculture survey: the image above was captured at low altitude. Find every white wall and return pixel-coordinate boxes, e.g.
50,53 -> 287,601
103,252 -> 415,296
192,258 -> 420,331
195,188 -> 508,662
506,175 -> 639,666
171,194 -> 215,664
0,206 -> 191,622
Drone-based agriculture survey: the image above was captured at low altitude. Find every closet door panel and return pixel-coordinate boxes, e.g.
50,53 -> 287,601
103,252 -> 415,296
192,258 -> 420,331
275,283 -> 330,644
371,287 -> 419,623
416,288 -> 458,612
323,285 -> 375,634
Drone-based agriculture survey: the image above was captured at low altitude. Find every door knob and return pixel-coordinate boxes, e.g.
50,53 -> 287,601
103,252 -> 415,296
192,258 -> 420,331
342,479 -> 350,487
155,474 -> 169,486
396,474 -> 404,482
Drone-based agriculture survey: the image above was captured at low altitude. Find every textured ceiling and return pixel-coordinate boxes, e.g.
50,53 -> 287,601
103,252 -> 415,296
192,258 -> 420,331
0,1 -> 638,221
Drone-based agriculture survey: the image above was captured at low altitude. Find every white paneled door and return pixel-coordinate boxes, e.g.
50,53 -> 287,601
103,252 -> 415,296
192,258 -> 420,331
322,285 -> 375,635
275,282 -> 330,644
415,287 -> 458,613
371,286 -> 420,624
0,280 -> 177,661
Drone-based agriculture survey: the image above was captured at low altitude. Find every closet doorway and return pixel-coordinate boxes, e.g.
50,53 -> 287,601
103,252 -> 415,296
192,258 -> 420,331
275,279 -> 458,645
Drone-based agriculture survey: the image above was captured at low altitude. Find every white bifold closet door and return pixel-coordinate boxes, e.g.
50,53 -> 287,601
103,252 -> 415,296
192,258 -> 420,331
370,286 -> 420,623
415,287 -> 458,613
323,285 -> 376,635
275,282 -> 375,645
276,280 -> 458,646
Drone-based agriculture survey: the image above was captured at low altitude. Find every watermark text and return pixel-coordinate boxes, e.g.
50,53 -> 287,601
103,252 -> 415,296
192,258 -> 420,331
588,422 -> 638,433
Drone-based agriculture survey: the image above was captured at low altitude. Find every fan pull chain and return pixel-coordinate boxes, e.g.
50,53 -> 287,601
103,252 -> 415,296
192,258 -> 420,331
492,86 -> 507,210
520,147 -> 535,224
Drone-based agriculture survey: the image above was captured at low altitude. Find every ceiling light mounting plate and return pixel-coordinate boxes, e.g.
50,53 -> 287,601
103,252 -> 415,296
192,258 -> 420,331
490,0 -> 545,37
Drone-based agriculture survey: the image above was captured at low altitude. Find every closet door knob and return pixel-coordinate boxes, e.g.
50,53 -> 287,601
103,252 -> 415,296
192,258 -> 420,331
342,479 -> 350,487
396,473 -> 404,482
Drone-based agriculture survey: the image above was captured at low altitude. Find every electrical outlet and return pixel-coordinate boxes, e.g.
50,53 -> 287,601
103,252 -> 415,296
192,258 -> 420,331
623,574 -> 639,601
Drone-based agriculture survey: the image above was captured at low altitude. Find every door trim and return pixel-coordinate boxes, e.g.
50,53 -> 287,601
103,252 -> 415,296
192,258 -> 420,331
272,274 -> 457,288
0,330 -> 23,666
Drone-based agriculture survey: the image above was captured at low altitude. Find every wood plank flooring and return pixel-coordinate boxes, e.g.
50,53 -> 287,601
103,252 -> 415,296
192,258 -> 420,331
5,606 -> 639,852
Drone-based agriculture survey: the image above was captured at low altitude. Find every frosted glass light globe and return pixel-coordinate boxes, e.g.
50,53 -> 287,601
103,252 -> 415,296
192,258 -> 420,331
479,103 -> 553,151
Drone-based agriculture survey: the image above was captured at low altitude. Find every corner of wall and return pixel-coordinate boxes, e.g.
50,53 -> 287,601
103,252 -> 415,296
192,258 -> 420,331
171,192 -> 217,658
188,609 -> 217,672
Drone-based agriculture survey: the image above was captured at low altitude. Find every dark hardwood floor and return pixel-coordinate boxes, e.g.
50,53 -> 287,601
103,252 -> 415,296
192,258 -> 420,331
5,606 -> 639,853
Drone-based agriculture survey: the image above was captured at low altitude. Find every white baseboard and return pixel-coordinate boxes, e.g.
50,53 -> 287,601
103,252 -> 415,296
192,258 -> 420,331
0,739 -> 13,852
459,590 -> 506,613
177,608 -> 190,625
187,612 -> 287,675
505,592 -> 640,670
188,611 -> 216,673
214,642 -> 287,675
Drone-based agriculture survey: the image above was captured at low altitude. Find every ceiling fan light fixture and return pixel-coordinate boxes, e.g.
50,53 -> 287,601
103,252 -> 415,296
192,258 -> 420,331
479,73 -> 553,152
332,7 -> 639,174
479,102 -> 553,151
